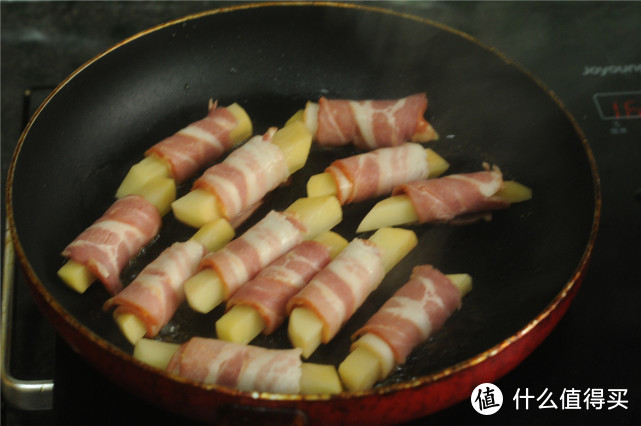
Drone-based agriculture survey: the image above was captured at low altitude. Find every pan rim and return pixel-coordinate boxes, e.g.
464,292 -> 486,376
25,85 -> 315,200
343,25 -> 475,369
5,0 -> 601,405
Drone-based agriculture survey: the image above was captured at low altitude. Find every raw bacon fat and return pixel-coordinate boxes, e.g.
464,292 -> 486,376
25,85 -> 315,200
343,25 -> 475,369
227,240 -> 332,334
287,239 -> 384,342
193,128 -> 288,220
103,240 -> 207,337
62,195 -> 161,295
327,143 -> 430,204
146,101 -> 239,183
167,337 -> 302,394
199,211 -> 306,298
315,93 -> 436,150
393,167 -> 509,224
353,265 -> 461,365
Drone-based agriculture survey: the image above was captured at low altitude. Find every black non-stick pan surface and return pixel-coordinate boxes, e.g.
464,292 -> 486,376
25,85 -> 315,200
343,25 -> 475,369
7,2 -> 598,421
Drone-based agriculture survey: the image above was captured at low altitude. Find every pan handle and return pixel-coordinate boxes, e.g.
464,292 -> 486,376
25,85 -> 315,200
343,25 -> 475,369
1,223 -> 54,410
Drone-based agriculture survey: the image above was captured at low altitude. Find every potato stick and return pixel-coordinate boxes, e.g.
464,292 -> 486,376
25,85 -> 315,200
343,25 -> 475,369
307,148 -> 449,199
57,176 -> 175,294
339,273 -> 472,391
288,227 -> 417,358
215,232 -> 348,345
357,180 -> 533,233
184,196 -> 343,314
172,122 -> 312,228
134,338 -> 181,370
133,338 -> 342,394
111,219 -> 236,345
116,102 -> 252,198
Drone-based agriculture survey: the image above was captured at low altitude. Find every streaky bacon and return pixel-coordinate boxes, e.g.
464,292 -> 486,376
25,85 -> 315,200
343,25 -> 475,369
146,101 -> 239,183
62,195 -> 161,295
198,211 -> 306,298
353,265 -> 461,364
326,143 -> 430,204
392,167 -> 509,224
315,93 -> 436,150
287,238 -> 384,343
167,337 -> 302,393
192,128 -> 288,220
227,240 -> 332,335
103,240 -> 207,337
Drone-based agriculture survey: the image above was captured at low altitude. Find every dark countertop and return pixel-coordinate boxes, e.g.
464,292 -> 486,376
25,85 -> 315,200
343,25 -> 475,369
2,2 -> 640,425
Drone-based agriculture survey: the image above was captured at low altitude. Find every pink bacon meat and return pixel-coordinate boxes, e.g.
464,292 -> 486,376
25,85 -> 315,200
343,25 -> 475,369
103,240 -> 207,337
327,143 -> 430,204
353,265 -> 462,365
315,93 -> 437,150
62,195 -> 161,295
146,101 -> 240,184
227,240 -> 332,335
199,211 -> 306,299
167,337 -> 302,393
287,238 -> 384,343
393,167 -> 510,224
192,128 -> 288,220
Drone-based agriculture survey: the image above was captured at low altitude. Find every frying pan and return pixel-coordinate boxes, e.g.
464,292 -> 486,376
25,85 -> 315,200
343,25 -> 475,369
6,2 -> 599,424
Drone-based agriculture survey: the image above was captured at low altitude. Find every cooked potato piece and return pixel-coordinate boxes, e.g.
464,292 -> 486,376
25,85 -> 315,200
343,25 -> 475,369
367,227 -> 418,273
447,273 -> 473,296
312,231 -> 349,259
116,155 -> 171,199
227,103 -> 253,143
172,189 -> 222,228
190,218 -> 235,252
284,195 -> 342,240
425,149 -> 449,178
133,338 -> 180,370
57,259 -> 96,294
288,307 -> 324,359
300,363 -> 343,394
115,313 -> 147,345
338,346 -> 381,392
133,176 -> 176,217
184,269 -> 226,314
215,305 -> 265,345
271,121 -> 313,174
497,180 -> 533,203
306,172 -> 338,199
357,195 -> 417,233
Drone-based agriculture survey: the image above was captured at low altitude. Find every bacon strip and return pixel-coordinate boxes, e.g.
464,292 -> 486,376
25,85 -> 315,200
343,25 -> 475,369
287,239 -> 384,342
103,240 -> 207,337
326,143 -> 430,204
62,195 -> 161,295
167,337 -> 302,393
315,93 -> 436,150
227,240 -> 332,335
199,211 -> 306,298
392,167 -> 509,224
353,265 -> 461,365
146,101 -> 240,183
192,128 -> 288,220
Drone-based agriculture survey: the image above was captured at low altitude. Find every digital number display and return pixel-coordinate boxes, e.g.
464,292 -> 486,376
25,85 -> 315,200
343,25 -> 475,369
594,91 -> 641,120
